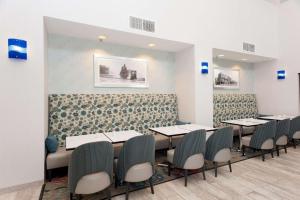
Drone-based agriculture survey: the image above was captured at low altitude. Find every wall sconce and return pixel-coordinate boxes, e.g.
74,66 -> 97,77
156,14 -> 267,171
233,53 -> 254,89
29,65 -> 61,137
8,38 -> 27,60
201,62 -> 209,74
277,70 -> 286,80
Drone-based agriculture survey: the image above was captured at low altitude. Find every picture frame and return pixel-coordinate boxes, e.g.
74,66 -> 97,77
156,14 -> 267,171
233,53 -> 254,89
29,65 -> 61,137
213,67 -> 240,89
94,55 -> 149,88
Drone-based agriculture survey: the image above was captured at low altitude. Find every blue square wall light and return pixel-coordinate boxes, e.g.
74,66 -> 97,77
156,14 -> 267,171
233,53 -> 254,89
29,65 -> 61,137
8,38 -> 27,60
201,62 -> 209,74
277,70 -> 286,80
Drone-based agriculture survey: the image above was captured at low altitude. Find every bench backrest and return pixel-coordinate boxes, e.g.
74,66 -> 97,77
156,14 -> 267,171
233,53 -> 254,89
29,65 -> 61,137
213,93 -> 258,127
49,94 -> 178,146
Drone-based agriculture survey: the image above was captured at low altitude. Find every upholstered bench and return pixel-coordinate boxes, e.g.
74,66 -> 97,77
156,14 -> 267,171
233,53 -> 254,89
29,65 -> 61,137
46,147 -> 72,180
213,94 -> 258,135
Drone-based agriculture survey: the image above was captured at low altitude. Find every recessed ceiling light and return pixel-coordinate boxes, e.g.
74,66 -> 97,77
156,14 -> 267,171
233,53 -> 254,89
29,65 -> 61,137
98,35 -> 107,41
148,43 -> 156,47
241,58 -> 248,61
218,54 -> 225,57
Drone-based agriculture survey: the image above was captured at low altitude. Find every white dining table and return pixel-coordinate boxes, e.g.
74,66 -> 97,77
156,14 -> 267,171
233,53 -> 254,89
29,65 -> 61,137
150,124 -> 216,149
103,130 -> 142,144
66,130 -> 143,150
222,118 -> 269,149
258,115 -> 295,121
66,133 -> 111,150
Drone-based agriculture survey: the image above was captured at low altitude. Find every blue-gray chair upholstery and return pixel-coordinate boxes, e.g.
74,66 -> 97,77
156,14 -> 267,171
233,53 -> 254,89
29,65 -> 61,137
115,135 -> 155,200
167,130 -> 206,186
241,120 -> 276,161
68,141 -> 113,200
205,127 -> 233,177
289,116 -> 300,148
275,119 -> 290,156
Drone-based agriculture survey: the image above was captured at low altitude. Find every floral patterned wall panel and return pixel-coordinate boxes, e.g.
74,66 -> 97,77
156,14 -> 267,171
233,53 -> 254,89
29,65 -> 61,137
213,94 -> 258,128
49,94 -> 178,146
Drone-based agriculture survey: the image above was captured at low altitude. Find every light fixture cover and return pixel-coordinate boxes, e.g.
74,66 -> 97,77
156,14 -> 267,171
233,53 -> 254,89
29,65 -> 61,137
277,70 -> 286,80
201,61 -> 209,74
8,38 -> 27,60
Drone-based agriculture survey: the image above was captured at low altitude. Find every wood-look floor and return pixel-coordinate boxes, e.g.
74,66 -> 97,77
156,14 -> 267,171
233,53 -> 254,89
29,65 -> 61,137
1,147 -> 300,200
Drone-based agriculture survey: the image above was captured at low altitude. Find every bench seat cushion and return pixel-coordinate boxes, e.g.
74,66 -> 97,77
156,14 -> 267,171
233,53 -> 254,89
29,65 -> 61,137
154,134 -> 169,150
46,147 -> 72,170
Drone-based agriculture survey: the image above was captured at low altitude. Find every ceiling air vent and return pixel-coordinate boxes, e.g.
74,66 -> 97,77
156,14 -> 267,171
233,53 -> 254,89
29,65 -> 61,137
243,42 -> 255,52
129,16 -> 155,33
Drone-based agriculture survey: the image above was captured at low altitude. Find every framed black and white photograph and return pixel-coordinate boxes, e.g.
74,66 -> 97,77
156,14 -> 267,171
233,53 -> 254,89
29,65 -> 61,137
94,55 -> 148,88
214,67 -> 240,89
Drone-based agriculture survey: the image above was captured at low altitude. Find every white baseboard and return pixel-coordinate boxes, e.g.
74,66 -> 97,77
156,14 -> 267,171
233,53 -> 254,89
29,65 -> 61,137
0,180 -> 44,195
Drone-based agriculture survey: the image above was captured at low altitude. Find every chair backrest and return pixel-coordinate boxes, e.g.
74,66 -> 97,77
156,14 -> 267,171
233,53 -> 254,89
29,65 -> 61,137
173,130 -> 206,168
250,120 -> 276,149
68,141 -> 113,194
275,119 -> 290,140
116,135 -> 155,182
205,127 -> 233,161
289,116 -> 300,139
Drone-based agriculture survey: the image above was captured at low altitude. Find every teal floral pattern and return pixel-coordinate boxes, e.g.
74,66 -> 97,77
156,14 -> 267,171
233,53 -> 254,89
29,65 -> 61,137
49,94 -> 178,146
213,94 -> 258,127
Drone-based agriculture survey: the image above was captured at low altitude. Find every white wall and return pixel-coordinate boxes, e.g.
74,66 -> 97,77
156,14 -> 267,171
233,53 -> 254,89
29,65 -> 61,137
48,34 -> 175,94
214,59 -> 255,94
254,0 -> 300,116
175,47 -> 195,123
0,0 -> 280,189
0,1 -> 46,189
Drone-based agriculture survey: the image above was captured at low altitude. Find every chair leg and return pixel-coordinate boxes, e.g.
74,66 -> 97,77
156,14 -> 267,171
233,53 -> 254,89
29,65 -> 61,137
47,169 -> 52,182
149,177 -> 154,194
261,150 -> 265,161
284,145 -> 287,154
276,146 -> 280,157
293,139 -> 297,148
228,161 -> 232,172
75,194 -> 81,200
125,182 -> 130,200
270,149 -> 274,158
213,162 -> 218,177
105,188 -> 111,200
168,163 -> 171,176
242,145 -> 245,156
184,169 -> 188,187
114,176 -> 118,188
202,165 -> 206,180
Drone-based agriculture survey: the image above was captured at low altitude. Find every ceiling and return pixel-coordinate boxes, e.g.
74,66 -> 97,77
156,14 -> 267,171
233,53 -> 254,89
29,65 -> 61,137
45,17 -> 192,52
213,48 -> 274,63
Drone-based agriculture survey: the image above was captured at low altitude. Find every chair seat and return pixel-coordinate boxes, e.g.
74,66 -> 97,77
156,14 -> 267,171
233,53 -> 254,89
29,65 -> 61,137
75,172 -> 111,194
276,135 -> 288,146
167,149 -> 175,163
293,131 -> 300,139
241,136 -> 252,146
125,162 -> 153,182
46,147 -> 72,170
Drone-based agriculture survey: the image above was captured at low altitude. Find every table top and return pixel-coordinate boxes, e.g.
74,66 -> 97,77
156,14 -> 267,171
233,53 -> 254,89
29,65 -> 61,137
258,115 -> 295,121
66,133 -> 111,150
149,126 -> 190,137
150,124 -> 216,137
103,130 -> 142,144
222,118 -> 269,127
179,124 -> 216,132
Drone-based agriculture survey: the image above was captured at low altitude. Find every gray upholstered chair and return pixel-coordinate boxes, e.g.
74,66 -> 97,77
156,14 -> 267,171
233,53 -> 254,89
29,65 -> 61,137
289,116 -> 300,148
68,141 -> 113,200
205,127 -> 233,177
115,135 -> 155,200
167,130 -> 206,186
241,120 -> 276,161
275,119 -> 290,156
